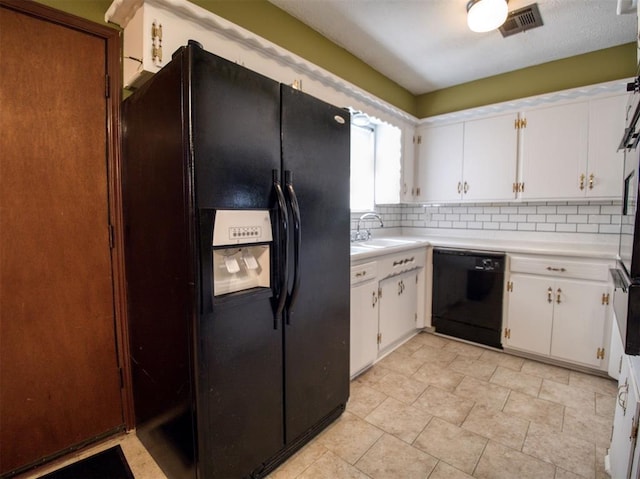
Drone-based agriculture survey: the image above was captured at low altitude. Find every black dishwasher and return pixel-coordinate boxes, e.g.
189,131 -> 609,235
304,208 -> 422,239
432,248 -> 505,349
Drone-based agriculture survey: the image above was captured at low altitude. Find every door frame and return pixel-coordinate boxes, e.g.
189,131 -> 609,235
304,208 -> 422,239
0,0 -> 134,431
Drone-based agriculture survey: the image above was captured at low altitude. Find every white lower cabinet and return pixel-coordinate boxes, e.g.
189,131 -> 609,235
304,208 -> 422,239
550,278 -> 611,368
350,262 -> 379,377
350,247 -> 426,378
608,354 -> 640,479
378,269 -> 418,351
610,318 -> 626,381
504,273 -> 553,356
505,254 -> 613,370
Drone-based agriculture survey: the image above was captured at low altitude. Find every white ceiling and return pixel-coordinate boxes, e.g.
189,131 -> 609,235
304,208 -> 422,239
268,0 -> 637,95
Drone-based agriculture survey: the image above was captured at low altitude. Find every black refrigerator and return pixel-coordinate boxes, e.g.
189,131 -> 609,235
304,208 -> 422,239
121,42 -> 350,478
612,76 -> 640,356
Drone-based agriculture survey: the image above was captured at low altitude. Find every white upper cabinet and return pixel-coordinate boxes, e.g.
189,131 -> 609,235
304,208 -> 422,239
519,101 -> 589,200
415,123 -> 464,203
415,90 -> 626,204
586,94 -> 627,199
416,116 -> 519,204
520,95 -> 625,200
463,113 -> 519,201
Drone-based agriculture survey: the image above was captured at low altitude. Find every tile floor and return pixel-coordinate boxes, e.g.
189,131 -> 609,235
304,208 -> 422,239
16,332 -> 617,479
268,333 -> 617,479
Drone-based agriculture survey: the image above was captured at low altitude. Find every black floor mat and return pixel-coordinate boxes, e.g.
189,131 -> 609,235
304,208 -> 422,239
37,445 -> 134,479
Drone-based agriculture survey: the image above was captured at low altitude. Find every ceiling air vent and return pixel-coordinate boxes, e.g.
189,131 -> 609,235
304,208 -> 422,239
499,3 -> 544,37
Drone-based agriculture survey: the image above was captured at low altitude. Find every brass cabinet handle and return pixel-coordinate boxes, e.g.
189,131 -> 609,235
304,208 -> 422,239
393,257 -> 414,267
355,271 -> 366,277
618,379 -> 629,414
547,287 -> 553,303
556,288 -> 562,304
579,174 -> 585,191
546,266 -> 566,272
589,173 -> 594,190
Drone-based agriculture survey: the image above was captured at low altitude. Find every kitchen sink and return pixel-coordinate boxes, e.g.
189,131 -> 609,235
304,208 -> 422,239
350,245 -> 372,254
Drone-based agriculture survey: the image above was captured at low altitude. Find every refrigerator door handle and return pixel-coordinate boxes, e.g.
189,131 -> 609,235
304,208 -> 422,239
285,170 -> 301,320
273,170 -> 289,324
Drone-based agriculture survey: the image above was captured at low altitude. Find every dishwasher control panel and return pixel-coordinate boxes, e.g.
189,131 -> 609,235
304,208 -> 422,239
476,257 -> 501,271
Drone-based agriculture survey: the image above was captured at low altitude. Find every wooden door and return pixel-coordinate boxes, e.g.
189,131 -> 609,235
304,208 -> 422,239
0,2 -> 126,474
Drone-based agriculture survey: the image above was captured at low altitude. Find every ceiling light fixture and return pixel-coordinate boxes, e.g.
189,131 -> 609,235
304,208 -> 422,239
467,0 -> 509,33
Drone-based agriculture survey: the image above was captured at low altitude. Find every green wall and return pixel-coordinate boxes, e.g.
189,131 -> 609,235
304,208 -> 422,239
416,43 -> 637,118
34,0 -> 638,118
190,1 -> 416,114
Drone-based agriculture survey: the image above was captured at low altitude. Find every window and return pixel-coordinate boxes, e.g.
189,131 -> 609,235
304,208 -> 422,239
349,110 -> 402,211
350,123 -> 375,211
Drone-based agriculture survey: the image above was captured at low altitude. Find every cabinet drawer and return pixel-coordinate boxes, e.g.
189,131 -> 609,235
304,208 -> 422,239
351,261 -> 377,285
510,255 -> 611,281
377,248 -> 427,279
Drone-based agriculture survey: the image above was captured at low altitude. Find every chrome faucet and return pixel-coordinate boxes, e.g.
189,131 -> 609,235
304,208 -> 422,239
353,212 -> 384,241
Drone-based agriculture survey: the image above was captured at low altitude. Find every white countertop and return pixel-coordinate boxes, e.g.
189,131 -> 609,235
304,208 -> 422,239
350,231 -> 618,262
350,236 -> 431,261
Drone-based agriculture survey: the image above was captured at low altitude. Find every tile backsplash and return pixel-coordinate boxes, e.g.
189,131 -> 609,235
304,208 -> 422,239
352,201 -> 622,235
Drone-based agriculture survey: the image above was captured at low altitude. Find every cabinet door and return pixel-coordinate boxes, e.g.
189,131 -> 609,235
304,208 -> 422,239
550,279 -> 609,368
610,317 -> 626,380
350,280 -> 380,377
416,123 -> 464,203
587,95 -> 626,199
379,270 -> 418,351
505,274 -> 553,355
609,355 -> 640,479
520,102 -> 588,200
463,113 -> 518,201
401,125 -> 418,203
